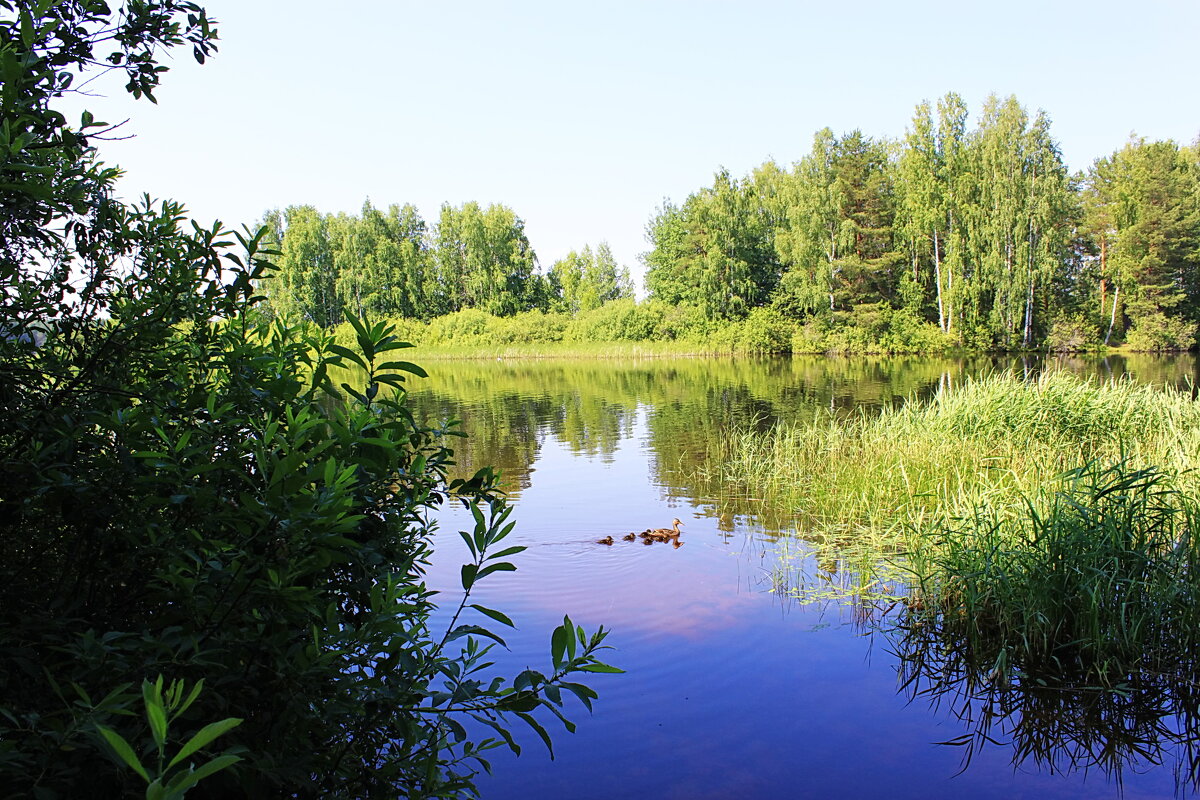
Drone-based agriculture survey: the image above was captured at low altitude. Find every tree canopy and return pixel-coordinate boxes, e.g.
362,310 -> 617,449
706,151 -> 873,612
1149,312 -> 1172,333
643,94 -> 1200,351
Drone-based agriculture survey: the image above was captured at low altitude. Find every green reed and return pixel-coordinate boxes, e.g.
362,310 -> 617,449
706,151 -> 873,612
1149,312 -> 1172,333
901,459 -> 1200,687
711,371 -> 1200,681
707,371 -> 1200,784
706,371 -> 1200,537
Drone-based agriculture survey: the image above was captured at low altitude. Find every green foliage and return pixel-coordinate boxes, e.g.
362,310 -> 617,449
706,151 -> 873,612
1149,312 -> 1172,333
1045,313 -> 1103,352
432,201 -> 540,317
0,3 -> 619,797
96,677 -> 242,800
564,298 -> 658,342
1084,138 -> 1200,344
714,307 -> 796,354
549,243 -> 633,314
1123,310 -> 1198,351
639,94 -> 1197,353
644,169 -> 780,320
786,305 -> 952,354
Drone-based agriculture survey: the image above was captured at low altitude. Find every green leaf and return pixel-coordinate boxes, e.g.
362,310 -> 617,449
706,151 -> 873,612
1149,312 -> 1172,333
579,663 -> 625,674
551,625 -> 568,670
446,624 -> 507,647
461,564 -> 478,591
559,682 -> 598,711
485,545 -> 526,561
515,711 -> 555,758
470,713 -> 521,756
143,679 -> 167,750
96,725 -> 150,782
327,343 -> 366,370
146,701 -> 169,751
377,360 -> 428,378
166,718 -> 243,771
470,604 -> 515,628
475,561 -> 517,580
500,691 -> 540,713
163,754 -> 242,797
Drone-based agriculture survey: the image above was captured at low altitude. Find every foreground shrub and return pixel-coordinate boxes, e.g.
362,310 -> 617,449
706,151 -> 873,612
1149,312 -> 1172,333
0,4 -> 617,797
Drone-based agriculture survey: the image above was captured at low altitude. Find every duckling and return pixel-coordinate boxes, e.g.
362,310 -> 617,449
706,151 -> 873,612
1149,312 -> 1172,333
622,532 -> 637,541
596,536 -> 614,546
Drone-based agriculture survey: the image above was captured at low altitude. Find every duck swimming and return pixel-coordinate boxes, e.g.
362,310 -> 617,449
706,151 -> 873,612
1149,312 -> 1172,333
596,536 -> 615,546
642,518 -> 684,538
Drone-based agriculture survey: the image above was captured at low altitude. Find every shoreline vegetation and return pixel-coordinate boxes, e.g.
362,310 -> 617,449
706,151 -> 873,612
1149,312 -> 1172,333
711,372 -> 1200,705
260,93 -> 1200,358
325,307 -> 1198,361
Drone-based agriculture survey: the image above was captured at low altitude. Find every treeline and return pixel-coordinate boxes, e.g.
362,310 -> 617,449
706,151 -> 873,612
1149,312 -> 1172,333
260,200 -> 632,325
647,93 -> 1200,351
260,93 -> 1200,353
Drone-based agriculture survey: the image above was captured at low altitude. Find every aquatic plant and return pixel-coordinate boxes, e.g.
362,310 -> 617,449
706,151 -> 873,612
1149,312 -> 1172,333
891,460 -> 1200,790
702,371 -> 1200,536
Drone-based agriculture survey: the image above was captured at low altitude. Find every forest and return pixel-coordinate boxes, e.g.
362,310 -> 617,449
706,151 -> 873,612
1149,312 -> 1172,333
261,94 -> 1200,354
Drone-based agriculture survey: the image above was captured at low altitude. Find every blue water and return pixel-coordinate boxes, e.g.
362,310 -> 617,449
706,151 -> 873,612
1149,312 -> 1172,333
413,357 -> 1196,799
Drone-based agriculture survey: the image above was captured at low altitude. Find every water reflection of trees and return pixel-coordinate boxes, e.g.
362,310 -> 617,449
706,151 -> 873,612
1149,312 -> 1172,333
888,609 -> 1200,794
406,353 -> 1195,504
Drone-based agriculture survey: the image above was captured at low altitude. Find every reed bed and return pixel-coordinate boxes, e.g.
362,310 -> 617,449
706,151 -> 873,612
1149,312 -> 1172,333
901,460 -> 1200,686
706,371 -> 1200,539
709,370 -> 1200,693
717,371 -> 1200,781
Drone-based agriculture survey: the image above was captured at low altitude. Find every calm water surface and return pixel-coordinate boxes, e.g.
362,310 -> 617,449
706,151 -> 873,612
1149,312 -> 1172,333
410,354 -> 1199,799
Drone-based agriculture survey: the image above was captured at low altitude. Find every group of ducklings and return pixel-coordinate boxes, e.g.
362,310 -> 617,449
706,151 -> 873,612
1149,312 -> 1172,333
596,518 -> 684,548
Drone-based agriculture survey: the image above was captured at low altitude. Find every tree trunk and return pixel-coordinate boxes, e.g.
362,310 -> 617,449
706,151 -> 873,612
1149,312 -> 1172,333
1023,279 -> 1034,348
1104,283 -> 1119,345
933,229 -> 945,332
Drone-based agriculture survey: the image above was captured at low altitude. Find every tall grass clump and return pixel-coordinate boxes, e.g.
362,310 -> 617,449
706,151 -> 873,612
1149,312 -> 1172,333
703,371 -> 1200,537
900,460 -> 1200,689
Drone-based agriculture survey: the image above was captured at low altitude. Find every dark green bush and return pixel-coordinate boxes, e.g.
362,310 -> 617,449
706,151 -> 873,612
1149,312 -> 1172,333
0,3 -> 616,797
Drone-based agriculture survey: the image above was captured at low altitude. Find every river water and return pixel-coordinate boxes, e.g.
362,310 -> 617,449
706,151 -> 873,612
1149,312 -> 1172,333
408,353 -> 1199,799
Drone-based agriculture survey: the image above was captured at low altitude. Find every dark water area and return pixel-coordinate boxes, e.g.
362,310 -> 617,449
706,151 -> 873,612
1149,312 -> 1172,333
409,353 -> 1199,799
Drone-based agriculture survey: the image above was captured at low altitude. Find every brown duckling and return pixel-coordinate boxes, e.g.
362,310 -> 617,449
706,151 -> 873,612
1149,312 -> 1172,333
596,536 -> 614,546
622,532 -> 637,541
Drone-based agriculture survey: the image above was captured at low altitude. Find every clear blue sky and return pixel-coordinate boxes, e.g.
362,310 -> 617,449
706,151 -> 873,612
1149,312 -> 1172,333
78,0 -> 1200,290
